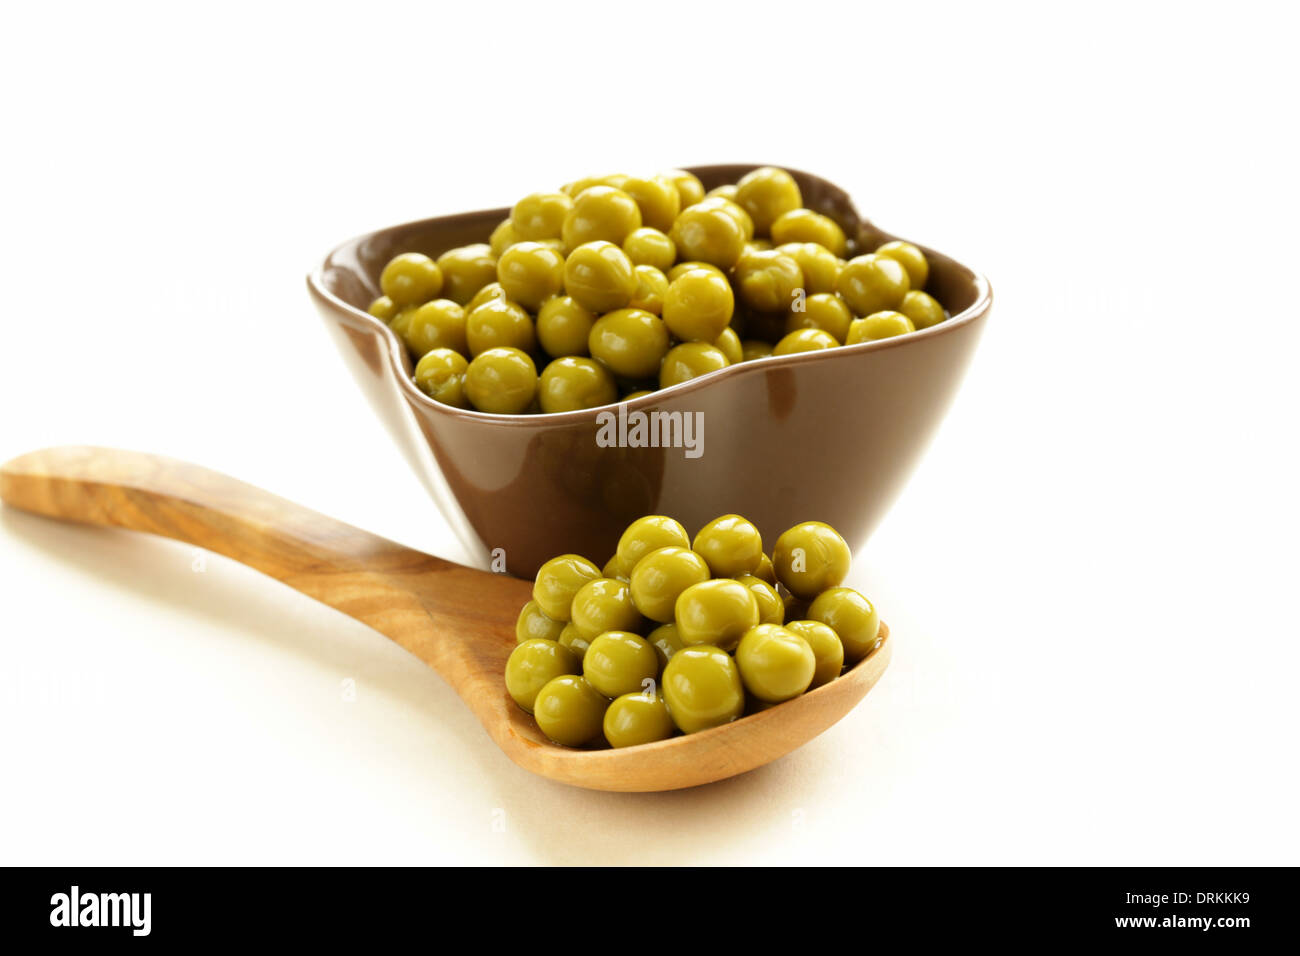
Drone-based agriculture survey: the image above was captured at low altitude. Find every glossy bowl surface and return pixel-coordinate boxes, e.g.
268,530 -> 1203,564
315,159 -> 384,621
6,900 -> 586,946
308,164 -> 992,576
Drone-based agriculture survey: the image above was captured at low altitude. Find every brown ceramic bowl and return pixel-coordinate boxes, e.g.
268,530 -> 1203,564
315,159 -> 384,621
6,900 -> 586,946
307,164 -> 991,576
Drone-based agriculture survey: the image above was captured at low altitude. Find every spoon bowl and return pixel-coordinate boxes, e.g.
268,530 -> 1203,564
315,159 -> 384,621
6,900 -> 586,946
0,446 -> 889,792
308,163 -> 992,576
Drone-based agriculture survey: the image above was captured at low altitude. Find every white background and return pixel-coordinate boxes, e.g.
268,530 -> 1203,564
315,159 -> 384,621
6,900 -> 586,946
2,1 -> 1297,865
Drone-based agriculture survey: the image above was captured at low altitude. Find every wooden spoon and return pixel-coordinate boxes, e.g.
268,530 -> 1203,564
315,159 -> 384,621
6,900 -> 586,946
0,446 -> 891,792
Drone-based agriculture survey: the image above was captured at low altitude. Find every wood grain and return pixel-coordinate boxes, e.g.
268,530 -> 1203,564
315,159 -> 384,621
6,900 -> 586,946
0,446 -> 891,791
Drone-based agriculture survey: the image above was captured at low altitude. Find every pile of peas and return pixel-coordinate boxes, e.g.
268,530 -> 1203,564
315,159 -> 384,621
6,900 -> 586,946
367,167 -> 948,414
507,514 -> 881,748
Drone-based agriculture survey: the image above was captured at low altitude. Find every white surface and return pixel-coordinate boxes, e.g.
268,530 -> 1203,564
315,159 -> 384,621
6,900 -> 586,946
2,1 -> 1297,865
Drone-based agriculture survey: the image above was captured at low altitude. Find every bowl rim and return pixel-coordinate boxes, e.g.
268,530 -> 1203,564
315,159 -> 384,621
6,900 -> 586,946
307,165 -> 994,427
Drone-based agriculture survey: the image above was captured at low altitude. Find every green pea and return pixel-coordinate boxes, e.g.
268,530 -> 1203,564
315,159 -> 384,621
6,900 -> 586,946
532,554 -> 602,621
785,620 -> 845,688
505,639 -> 579,713
380,252 -> 443,306
515,599 -> 565,644
807,587 -> 880,664
693,514 -> 764,577
845,311 -> 916,344
733,573 -> 784,625
674,578 -> 760,651
570,578 -> 643,638
604,691 -> 675,748
629,546 -> 711,623
735,624 -> 815,703
583,630 -> 659,698
662,645 -> 745,734
771,521 -> 851,600
533,675 -> 608,746
615,515 -> 691,576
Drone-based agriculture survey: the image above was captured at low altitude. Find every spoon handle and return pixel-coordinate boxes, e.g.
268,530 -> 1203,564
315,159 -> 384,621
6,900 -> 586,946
0,446 -> 459,647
